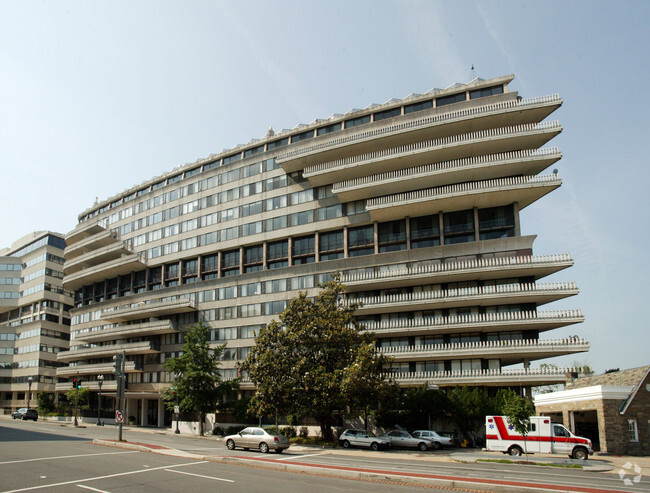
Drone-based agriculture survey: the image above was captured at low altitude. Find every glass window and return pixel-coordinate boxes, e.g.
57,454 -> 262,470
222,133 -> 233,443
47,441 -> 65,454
345,115 -> 370,128
469,85 -> 504,100
436,92 -> 466,107
291,130 -> 314,143
223,153 -> 242,165
628,419 -> 639,442
317,122 -> 341,136
373,107 -> 401,121
404,99 -> 433,114
267,138 -> 289,150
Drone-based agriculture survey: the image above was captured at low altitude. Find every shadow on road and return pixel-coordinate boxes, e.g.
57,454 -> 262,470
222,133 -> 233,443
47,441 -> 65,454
0,426 -> 88,443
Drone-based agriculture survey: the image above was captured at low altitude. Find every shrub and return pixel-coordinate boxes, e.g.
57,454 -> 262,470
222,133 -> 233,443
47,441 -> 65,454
212,426 -> 226,436
280,426 -> 297,438
299,426 -> 309,438
225,425 -> 245,435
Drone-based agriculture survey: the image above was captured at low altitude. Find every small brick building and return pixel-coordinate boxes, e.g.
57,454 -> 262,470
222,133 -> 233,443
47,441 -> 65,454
534,366 -> 649,455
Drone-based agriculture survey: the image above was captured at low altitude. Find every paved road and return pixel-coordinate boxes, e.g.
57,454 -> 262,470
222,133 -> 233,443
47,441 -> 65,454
2,418 -> 648,492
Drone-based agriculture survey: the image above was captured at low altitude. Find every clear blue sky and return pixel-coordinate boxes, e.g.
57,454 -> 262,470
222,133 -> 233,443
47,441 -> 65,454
1,1 -> 648,373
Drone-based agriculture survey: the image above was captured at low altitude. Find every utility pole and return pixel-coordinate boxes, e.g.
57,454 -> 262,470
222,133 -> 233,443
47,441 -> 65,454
74,374 -> 79,427
114,352 -> 126,441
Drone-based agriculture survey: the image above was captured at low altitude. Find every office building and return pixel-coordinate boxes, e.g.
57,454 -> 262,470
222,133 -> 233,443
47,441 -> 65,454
58,75 -> 588,426
0,232 -> 72,413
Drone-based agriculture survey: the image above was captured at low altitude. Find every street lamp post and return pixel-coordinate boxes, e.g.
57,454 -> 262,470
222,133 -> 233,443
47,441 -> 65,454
96,375 -> 104,426
27,376 -> 33,409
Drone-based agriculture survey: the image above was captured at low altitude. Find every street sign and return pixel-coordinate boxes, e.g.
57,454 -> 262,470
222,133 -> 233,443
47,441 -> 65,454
174,406 -> 180,414
115,410 -> 123,423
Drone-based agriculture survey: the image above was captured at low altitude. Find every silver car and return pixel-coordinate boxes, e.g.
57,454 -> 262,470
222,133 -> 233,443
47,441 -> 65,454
224,427 -> 290,454
379,429 -> 433,451
412,429 -> 455,449
338,429 -> 391,451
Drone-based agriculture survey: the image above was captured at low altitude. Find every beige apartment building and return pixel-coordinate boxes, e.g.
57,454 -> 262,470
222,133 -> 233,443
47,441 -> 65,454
0,232 -> 73,413
58,74 -> 588,427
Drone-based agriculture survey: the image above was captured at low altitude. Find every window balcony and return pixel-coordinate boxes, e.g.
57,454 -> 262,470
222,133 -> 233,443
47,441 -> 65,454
100,297 -> 197,323
342,254 -> 574,292
64,241 -> 136,276
303,121 -> 561,188
55,380 -> 119,393
74,320 -> 179,344
362,309 -> 585,337
63,252 -> 147,291
56,360 -> 140,377
333,147 -> 561,202
64,229 -> 122,261
57,340 -> 160,363
365,174 -> 561,223
378,337 -> 590,365
347,282 -> 579,315
277,93 -> 563,172
389,366 -> 574,388
65,219 -> 109,246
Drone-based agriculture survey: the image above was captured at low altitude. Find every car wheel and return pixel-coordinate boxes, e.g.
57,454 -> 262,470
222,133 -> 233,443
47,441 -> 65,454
259,442 -> 269,454
418,442 -> 428,452
572,447 -> 588,460
12,416 -> 16,420
370,442 -> 379,451
33,418 -> 37,422
274,448 -> 284,454
509,445 -> 523,457
433,441 -> 441,450
226,439 -> 236,450
342,440 -> 351,449
22,415 -> 26,420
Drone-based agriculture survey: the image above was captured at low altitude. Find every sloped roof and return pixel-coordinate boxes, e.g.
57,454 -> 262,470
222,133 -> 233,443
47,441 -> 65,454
566,365 -> 649,390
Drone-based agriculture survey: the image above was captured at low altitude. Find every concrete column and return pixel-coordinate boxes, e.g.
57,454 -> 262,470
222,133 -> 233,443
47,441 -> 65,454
513,202 -> 521,236
262,241 -> 268,269
287,237 -> 293,266
405,217 -> 411,250
157,398 -> 164,428
314,232 -> 320,262
239,246 -> 244,275
140,399 -> 146,426
343,227 -> 349,258
474,207 -> 480,242
373,222 -> 379,254
438,213 -> 445,245
217,251 -> 222,278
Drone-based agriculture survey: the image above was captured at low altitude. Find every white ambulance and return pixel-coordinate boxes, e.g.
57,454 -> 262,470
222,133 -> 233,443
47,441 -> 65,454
485,416 -> 593,460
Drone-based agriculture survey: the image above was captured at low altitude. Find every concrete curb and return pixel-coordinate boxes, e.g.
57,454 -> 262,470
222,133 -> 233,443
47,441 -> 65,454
450,452 -> 614,472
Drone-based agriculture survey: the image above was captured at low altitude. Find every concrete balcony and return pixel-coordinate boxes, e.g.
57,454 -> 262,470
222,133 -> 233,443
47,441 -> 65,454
64,241 -> 136,276
390,367 -> 574,388
74,320 -> 179,344
333,148 -> 561,202
65,219 -> 109,245
56,360 -> 140,377
277,94 -> 563,172
303,121 -> 561,187
57,340 -> 160,363
366,174 -> 561,222
348,282 -> 579,315
63,253 -> 148,291
362,309 -> 585,337
64,229 -> 122,261
55,380 -> 119,392
100,297 -> 197,323
378,337 -> 590,365
342,254 -> 574,292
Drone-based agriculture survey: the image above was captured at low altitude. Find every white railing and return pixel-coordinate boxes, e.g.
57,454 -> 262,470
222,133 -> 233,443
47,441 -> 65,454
362,309 -> 584,331
366,174 -> 561,208
342,254 -> 572,284
388,366 -> 576,382
334,147 -> 561,191
277,94 -> 562,162
378,337 -> 589,355
346,282 -> 578,307
305,121 -> 561,176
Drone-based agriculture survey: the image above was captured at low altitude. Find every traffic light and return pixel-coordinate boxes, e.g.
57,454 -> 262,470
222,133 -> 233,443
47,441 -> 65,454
113,353 -> 122,375
76,378 -> 82,389
72,377 -> 77,388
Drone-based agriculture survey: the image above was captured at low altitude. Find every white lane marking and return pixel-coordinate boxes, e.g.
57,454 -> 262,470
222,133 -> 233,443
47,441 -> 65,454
77,486 -> 111,493
0,451 -> 138,466
164,469 -> 234,483
275,453 -> 325,461
0,460 -> 206,493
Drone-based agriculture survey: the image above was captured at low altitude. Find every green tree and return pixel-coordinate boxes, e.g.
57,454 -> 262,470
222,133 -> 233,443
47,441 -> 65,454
65,386 -> 90,417
37,391 -> 55,415
502,390 -> 536,459
163,322 -> 238,435
240,274 -> 392,441
448,387 -> 489,446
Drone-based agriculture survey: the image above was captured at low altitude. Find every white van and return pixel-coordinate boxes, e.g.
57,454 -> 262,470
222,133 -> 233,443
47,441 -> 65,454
485,416 -> 593,460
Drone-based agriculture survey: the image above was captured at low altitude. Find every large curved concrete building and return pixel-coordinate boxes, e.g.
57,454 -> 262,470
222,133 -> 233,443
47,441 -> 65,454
58,75 -> 588,426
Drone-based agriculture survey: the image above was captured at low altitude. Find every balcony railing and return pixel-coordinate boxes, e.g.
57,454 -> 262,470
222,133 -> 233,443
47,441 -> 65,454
378,337 -> 589,358
56,360 -> 140,377
347,282 -> 578,311
362,309 -> 584,334
334,147 -> 561,192
277,94 -> 562,163
389,366 -> 574,387
342,254 -> 573,286
74,320 -> 179,343
101,296 -> 197,323
57,340 -> 160,362
304,121 -> 561,178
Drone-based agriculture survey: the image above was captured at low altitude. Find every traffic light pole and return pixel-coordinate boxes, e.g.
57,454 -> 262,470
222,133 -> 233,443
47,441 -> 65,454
114,352 -> 126,442
74,374 -> 79,427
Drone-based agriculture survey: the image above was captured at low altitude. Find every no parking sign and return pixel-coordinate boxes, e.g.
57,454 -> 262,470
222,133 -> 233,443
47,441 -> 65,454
115,410 -> 124,423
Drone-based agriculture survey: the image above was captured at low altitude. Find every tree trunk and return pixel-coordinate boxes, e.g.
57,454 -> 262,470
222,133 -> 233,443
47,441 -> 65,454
319,417 -> 334,442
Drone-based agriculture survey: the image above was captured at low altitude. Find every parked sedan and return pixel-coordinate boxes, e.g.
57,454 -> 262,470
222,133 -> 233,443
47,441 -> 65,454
338,429 -> 391,451
412,429 -> 455,449
379,429 -> 433,451
224,427 -> 290,454
12,408 -> 38,421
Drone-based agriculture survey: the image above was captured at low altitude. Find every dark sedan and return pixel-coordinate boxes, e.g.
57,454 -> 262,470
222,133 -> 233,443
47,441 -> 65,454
12,408 -> 38,421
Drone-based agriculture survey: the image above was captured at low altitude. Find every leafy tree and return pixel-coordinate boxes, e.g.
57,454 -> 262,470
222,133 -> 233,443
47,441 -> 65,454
65,386 -> 90,416
240,274 -> 392,441
502,390 -> 536,459
163,322 -> 238,435
37,391 -> 55,415
374,384 -> 449,431
447,387 -> 490,446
